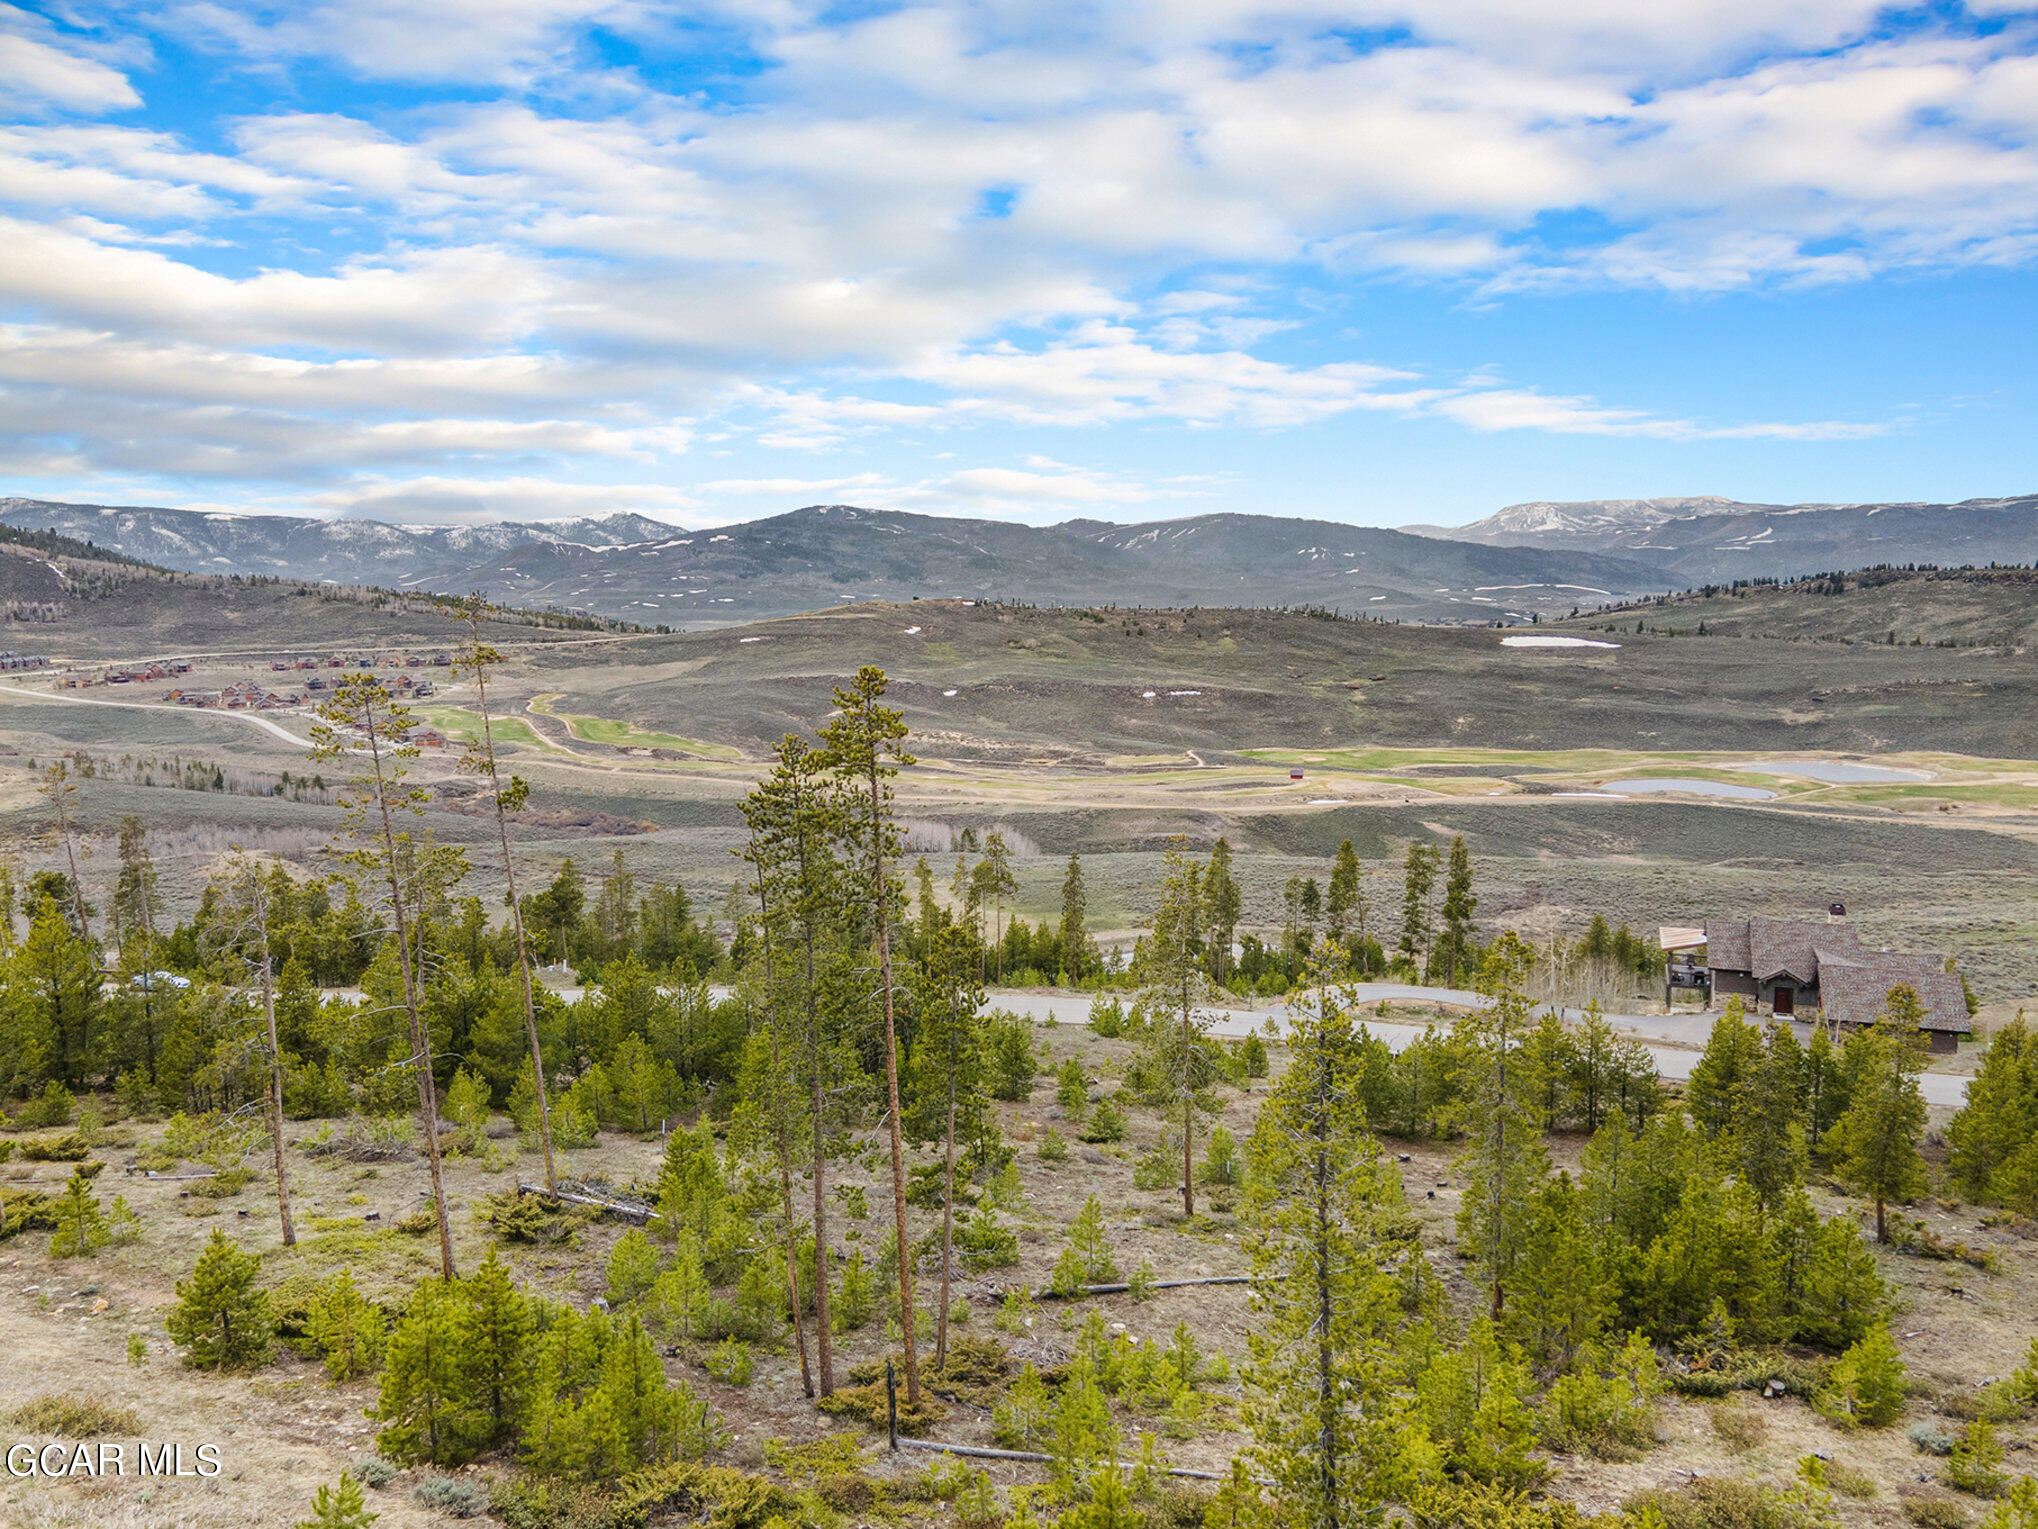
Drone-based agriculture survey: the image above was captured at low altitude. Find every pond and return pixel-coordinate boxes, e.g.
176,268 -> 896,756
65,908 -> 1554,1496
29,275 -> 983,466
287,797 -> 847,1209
1500,635 -> 1622,649
1730,759 -> 1935,784
1601,777 -> 1777,801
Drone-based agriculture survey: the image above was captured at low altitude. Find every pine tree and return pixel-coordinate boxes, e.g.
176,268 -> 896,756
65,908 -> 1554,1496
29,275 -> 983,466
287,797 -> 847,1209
606,1228 -> 662,1308
981,830 -> 1018,983
819,667 -> 922,1403
1049,1351 -> 1117,1494
16,902 -> 101,1090
38,760 -> 92,945
736,781 -> 833,1398
168,1230 -> 273,1371
1398,842 -> 1438,970
1241,959 -> 1420,1529
373,1279 -> 483,1465
1456,934 -> 1552,1318
1736,1021 -> 1808,1206
309,673 -> 456,1280
1820,1322 -> 1907,1427
1324,839 -> 1362,945
48,1168 -> 110,1257
652,1120 -> 736,1265
649,1231 -> 712,1340
1063,1195 -> 1119,1285
1413,1316 -> 1543,1490
294,1472 -> 378,1529
1832,997 -> 1930,1242
110,813 -> 162,951
1521,1011 -> 1578,1132
1567,1001 -> 1618,1134
462,1248 -> 534,1444
212,852 -> 297,1246
1946,1014 -> 2038,1207
1429,836 -> 1477,987
306,1268 -> 386,1381
1059,851 -> 1092,982
1203,839 -> 1242,982
1506,1172 -> 1606,1374
1134,849 -> 1218,1217
1686,998 -> 1759,1142
599,1313 -> 673,1467
1803,1022 -> 1851,1152
1056,1460 -> 1141,1529
906,912 -> 987,1366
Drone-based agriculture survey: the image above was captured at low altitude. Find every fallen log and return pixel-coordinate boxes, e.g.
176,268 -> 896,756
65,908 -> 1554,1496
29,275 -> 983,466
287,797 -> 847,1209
1037,1275 -> 1253,1298
516,1181 -> 658,1222
892,1437 -> 1226,1481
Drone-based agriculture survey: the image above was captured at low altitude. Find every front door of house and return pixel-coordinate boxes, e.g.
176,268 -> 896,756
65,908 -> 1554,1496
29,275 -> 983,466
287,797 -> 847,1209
1773,986 -> 1795,1015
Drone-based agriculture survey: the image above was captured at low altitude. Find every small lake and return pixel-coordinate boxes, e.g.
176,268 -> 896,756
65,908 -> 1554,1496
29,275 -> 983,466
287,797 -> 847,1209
1602,777 -> 1776,801
1730,759 -> 1935,784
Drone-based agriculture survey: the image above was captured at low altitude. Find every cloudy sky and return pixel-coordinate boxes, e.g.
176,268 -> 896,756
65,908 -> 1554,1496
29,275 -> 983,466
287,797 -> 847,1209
3,0 -> 2034,528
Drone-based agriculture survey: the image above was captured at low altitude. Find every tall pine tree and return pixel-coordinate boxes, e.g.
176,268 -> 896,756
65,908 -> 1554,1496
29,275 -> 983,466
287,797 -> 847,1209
1455,933 -> 1552,1318
1242,955 -> 1421,1527
1833,990 -> 1930,1242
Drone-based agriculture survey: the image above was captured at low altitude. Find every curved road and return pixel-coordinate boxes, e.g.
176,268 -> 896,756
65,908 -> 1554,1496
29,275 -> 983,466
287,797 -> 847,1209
0,682 -> 310,748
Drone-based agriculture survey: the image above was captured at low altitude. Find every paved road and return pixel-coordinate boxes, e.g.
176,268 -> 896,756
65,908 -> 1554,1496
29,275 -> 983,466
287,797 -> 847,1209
983,985 -> 1970,1107
537,976 -> 1971,1108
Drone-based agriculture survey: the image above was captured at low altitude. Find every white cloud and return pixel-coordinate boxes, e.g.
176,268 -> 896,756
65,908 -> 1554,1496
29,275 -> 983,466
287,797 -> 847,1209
0,0 -> 2020,508
308,475 -> 703,524
1432,386 -> 1886,440
900,322 -> 1430,427
936,466 -> 1151,506
693,473 -> 891,495
168,0 -> 645,86
0,14 -> 140,114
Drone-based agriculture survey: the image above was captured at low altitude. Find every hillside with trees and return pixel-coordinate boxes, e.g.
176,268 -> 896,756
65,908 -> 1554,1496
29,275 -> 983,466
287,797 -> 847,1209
2,664 -> 2035,1529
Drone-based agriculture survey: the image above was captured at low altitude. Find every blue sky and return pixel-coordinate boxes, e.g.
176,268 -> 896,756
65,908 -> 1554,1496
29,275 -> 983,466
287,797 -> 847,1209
1,0 -> 2034,530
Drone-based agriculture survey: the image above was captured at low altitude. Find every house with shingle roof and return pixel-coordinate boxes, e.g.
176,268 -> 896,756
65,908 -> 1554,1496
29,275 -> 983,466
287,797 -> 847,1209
1699,914 -> 1972,1052
1815,951 -> 1971,1051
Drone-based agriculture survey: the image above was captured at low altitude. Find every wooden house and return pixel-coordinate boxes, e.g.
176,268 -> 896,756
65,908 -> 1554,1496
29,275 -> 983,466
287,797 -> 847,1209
1701,915 -> 1971,1051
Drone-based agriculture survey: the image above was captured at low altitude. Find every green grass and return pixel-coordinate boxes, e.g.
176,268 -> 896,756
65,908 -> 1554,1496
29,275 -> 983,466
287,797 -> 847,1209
563,715 -> 740,758
417,705 -> 544,749
261,1222 -> 442,1292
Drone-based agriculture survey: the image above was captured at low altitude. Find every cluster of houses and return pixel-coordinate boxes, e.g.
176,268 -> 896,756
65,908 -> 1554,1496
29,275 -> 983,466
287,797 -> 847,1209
1668,912 -> 1974,1052
267,651 -> 450,672
164,670 -> 435,709
168,679 -> 303,710
299,671 -> 435,697
0,652 -> 48,671
62,658 -> 191,687
160,682 -> 450,749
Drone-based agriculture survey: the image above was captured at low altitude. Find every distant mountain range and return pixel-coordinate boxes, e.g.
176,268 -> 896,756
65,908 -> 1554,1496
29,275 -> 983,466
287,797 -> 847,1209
1413,493 -> 2038,583
3,491 -> 2032,626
